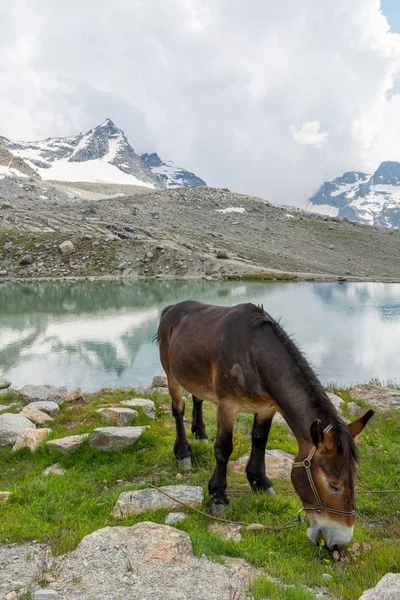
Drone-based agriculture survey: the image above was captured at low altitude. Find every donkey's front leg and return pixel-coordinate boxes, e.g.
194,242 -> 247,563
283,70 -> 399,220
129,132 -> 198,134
169,378 -> 192,470
246,411 -> 275,495
208,400 -> 237,516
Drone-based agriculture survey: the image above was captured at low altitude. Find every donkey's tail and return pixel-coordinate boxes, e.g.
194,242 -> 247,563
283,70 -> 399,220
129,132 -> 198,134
152,304 -> 174,344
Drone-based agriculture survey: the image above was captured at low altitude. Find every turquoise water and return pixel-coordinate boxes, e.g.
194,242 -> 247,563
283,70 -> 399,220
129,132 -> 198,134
1,280 -> 399,391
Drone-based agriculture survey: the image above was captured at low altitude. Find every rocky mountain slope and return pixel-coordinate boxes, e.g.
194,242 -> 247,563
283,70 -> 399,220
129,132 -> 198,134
0,178 -> 399,281
141,152 -> 207,188
1,120 -> 206,190
307,161 -> 400,228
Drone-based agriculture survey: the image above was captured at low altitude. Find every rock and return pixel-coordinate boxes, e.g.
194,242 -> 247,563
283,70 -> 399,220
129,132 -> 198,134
165,512 -> 187,525
12,427 -> 51,452
229,449 -> 294,480
152,375 -> 168,388
0,491 -> 12,503
208,523 -> 242,542
19,384 -> 68,406
24,401 -> 60,416
326,391 -> 344,412
46,433 -> 89,455
246,523 -> 265,531
223,557 -> 259,580
0,376 -> 11,390
6,593 -> 18,600
19,254 -> 34,265
350,384 -> 400,411
112,485 -> 204,518
358,573 -> 400,600
89,426 -> 145,451
33,589 -> 59,600
43,462 -> 66,476
78,521 -> 193,566
59,240 -> 76,256
216,249 -> 229,259
121,398 -> 156,418
63,387 -> 82,403
101,407 -> 138,426
20,406 -> 54,425
0,413 -> 36,446
273,412 -> 291,431
347,401 -> 360,416
322,573 -> 333,580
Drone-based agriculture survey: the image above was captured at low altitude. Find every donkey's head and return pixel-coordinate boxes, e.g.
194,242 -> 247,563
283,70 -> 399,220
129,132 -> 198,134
291,410 -> 374,551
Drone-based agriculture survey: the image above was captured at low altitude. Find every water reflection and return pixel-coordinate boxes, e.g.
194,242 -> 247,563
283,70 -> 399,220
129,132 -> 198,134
0,281 -> 399,390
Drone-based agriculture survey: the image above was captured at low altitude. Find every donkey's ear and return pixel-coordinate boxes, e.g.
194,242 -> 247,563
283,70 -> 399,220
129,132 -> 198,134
310,419 -> 324,447
348,410 -> 374,439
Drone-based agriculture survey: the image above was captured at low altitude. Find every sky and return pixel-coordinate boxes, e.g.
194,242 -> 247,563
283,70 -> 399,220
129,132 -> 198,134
1,1 -> 400,207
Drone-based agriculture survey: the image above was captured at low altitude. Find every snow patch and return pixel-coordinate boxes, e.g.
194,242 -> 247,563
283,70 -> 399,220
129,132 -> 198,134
216,207 -> 246,214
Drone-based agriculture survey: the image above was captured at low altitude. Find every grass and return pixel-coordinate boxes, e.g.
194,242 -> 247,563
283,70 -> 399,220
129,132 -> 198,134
0,387 -> 399,599
223,272 -> 298,281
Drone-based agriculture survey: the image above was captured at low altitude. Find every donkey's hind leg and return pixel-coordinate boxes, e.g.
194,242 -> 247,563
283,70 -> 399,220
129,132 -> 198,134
191,395 -> 208,442
246,411 -> 276,495
168,376 -> 192,470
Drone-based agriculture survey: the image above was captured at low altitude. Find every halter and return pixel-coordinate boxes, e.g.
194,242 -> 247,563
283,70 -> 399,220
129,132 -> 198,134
292,424 -> 356,518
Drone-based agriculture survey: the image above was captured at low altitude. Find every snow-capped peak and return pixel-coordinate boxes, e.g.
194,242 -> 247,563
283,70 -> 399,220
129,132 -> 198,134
141,152 -> 207,188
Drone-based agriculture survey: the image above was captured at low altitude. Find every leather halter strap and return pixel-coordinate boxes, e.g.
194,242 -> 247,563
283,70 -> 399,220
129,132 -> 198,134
292,424 -> 356,517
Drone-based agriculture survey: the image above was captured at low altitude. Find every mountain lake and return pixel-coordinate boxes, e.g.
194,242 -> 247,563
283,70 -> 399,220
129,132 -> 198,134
1,279 -> 399,392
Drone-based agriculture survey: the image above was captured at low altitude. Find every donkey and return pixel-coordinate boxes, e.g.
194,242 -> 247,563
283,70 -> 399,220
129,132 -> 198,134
156,300 -> 373,550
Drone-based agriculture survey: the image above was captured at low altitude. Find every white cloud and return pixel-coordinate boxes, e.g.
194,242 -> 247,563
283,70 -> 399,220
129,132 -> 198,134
1,1 -> 400,206
291,121 -> 329,148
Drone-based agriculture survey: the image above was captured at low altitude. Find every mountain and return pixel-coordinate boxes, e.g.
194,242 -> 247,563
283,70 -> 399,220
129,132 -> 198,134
141,152 -> 207,188
307,161 -> 400,228
1,119 -> 206,190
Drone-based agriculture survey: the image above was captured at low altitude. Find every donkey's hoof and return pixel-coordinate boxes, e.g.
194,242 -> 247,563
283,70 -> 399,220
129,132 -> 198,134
178,457 -> 192,471
209,502 -> 227,517
266,487 -> 276,496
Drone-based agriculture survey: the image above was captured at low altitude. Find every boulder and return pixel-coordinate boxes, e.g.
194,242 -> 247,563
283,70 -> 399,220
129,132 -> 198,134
358,573 -> 400,600
347,401 -> 361,416
152,375 -> 168,388
0,491 -> 12,503
32,590 -> 59,600
208,523 -> 242,543
121,398 -> 155,418
63,387 -> 82,403
78,521 -> 193,566
350,384 -> 400,411
164,512 -> 187,525
43,463 -> 66,476
46,433 -> 89,455
101,407 -> 138,426
0,377 -> 11,390
89,426 -> 144,451
112,485 -> 204,518
24,401 -> 60,416
59,241 -> 76,256
21,406 -> 54,426
223,557 -> 260,581
12,428 -> 51,452
19,254 -> 34,266
229,449 -> 294,480
326,391 -> 344,412
19,385 -> 68,406
0,413 -> 36,446
216,249 -> 229,259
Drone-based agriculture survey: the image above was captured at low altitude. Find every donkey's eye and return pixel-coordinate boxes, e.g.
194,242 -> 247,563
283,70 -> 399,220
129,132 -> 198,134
328,482 -> 340,493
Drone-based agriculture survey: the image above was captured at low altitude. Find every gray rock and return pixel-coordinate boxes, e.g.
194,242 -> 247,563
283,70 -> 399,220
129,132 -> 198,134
24,401 -> 60,416
101,407 -> 138,426
0,377 -> 11,390
46,433 -> 89,455
20,406 -> 54,425
347,401 -> 360,416
121,398 -> 156,417
112,485 -> 204,518
0,413 -> 36,446
19,254 -> 34,265
33,589 -> 59,600
43,462 -> 66,476
358,573 -> 400,600
208,523 -> 242,543
19,384 -> 68,405
59,240 -> 76,256
229,449 -> 294,481
326,391 -> 344,412
350,384 -> 400,411
152,375 -> 168,388
0,491 -> 12,503
165,512 -> 187,525
216,249 -> 229,259
89,426 -> 145,451
12,427 -> 51,452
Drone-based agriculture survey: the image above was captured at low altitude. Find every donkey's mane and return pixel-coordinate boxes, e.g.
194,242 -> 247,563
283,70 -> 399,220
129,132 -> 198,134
251,305 -> 357,463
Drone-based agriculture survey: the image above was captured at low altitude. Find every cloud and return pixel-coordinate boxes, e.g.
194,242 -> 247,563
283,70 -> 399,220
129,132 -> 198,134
291,121 -> 329,148
1,1 -> 400,206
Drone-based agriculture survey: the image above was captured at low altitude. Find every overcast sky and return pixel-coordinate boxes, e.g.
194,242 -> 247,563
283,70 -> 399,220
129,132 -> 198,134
1,1 -> 400,206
